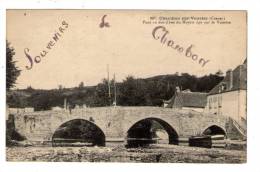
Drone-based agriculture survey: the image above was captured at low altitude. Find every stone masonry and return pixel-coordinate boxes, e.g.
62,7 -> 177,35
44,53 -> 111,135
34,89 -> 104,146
11,107 -> 229,145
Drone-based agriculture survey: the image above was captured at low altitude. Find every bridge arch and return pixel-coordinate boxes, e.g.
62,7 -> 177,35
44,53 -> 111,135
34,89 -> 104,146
126,117 -> 179,147
52,119 -> 105,146
202,124 -> 226,136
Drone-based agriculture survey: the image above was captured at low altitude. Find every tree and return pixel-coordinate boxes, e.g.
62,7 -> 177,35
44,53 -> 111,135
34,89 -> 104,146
58,84 -> 63,90
119,76 -> 147,106
26,86 -> 34,92
215,70 -> 224,77
78,81 -> 84,88
6,41 -> 21,91
94,78 -> 112,106
6,41 -> 22,146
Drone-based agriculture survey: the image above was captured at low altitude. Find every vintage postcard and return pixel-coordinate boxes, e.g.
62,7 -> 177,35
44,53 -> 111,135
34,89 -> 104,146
6,10 -> 247,163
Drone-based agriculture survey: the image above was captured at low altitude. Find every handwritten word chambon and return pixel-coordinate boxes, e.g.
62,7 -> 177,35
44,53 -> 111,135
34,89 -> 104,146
152,26 -> 210,67
24,21 -> 69,70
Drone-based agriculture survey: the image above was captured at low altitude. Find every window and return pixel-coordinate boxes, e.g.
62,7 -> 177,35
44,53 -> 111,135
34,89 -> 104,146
219,83 -> 227,92
222,83 -> 227,91
218,96 -> 222,107
209,98 -> 212,109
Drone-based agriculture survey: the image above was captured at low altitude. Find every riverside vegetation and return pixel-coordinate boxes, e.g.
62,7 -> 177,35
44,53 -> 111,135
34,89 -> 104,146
7,73 -> 223,111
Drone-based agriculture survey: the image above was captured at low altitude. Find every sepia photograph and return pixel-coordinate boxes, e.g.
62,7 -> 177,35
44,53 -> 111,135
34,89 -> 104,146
6,10 -> 247,163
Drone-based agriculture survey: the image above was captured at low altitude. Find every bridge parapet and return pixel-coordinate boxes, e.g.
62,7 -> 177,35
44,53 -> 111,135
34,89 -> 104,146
11,107 -> 229,143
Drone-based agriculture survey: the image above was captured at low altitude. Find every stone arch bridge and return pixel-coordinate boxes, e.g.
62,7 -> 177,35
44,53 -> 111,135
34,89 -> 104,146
11,107 -> 232,146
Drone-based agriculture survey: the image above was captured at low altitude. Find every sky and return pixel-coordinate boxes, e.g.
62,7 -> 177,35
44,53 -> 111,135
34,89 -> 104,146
7,10 -> 247,89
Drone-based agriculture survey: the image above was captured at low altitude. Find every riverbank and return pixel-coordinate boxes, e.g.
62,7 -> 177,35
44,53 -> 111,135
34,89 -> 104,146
6,144 -> 246,163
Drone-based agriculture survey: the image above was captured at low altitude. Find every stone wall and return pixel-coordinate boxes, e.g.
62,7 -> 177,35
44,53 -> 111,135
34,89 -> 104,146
11,107 -> 230,144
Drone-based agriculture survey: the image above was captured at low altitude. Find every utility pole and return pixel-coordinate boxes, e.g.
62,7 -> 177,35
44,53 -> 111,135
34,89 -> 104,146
64,98 -> 67,110
107,64 -> 111,106
113,73 -> 117,107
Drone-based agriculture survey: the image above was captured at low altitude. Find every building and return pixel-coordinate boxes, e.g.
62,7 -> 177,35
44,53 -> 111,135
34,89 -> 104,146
163,88 -> 207,112
204,59 -> 247,131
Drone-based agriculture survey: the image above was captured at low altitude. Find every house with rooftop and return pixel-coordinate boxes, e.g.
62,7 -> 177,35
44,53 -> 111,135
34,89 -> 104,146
163,88 -> 207,113
204,59 -> 247,133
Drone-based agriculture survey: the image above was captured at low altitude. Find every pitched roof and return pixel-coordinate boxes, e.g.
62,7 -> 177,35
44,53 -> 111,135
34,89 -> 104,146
209,60 -> 247,95
165,91 -> 207,108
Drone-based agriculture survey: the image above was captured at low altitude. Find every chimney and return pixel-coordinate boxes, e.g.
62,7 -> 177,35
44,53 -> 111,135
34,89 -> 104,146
226,69 -> 233,89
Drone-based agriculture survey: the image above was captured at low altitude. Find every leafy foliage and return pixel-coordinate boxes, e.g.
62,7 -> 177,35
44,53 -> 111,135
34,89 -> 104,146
6,41 -> 21,91
7,73 -> 223,110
